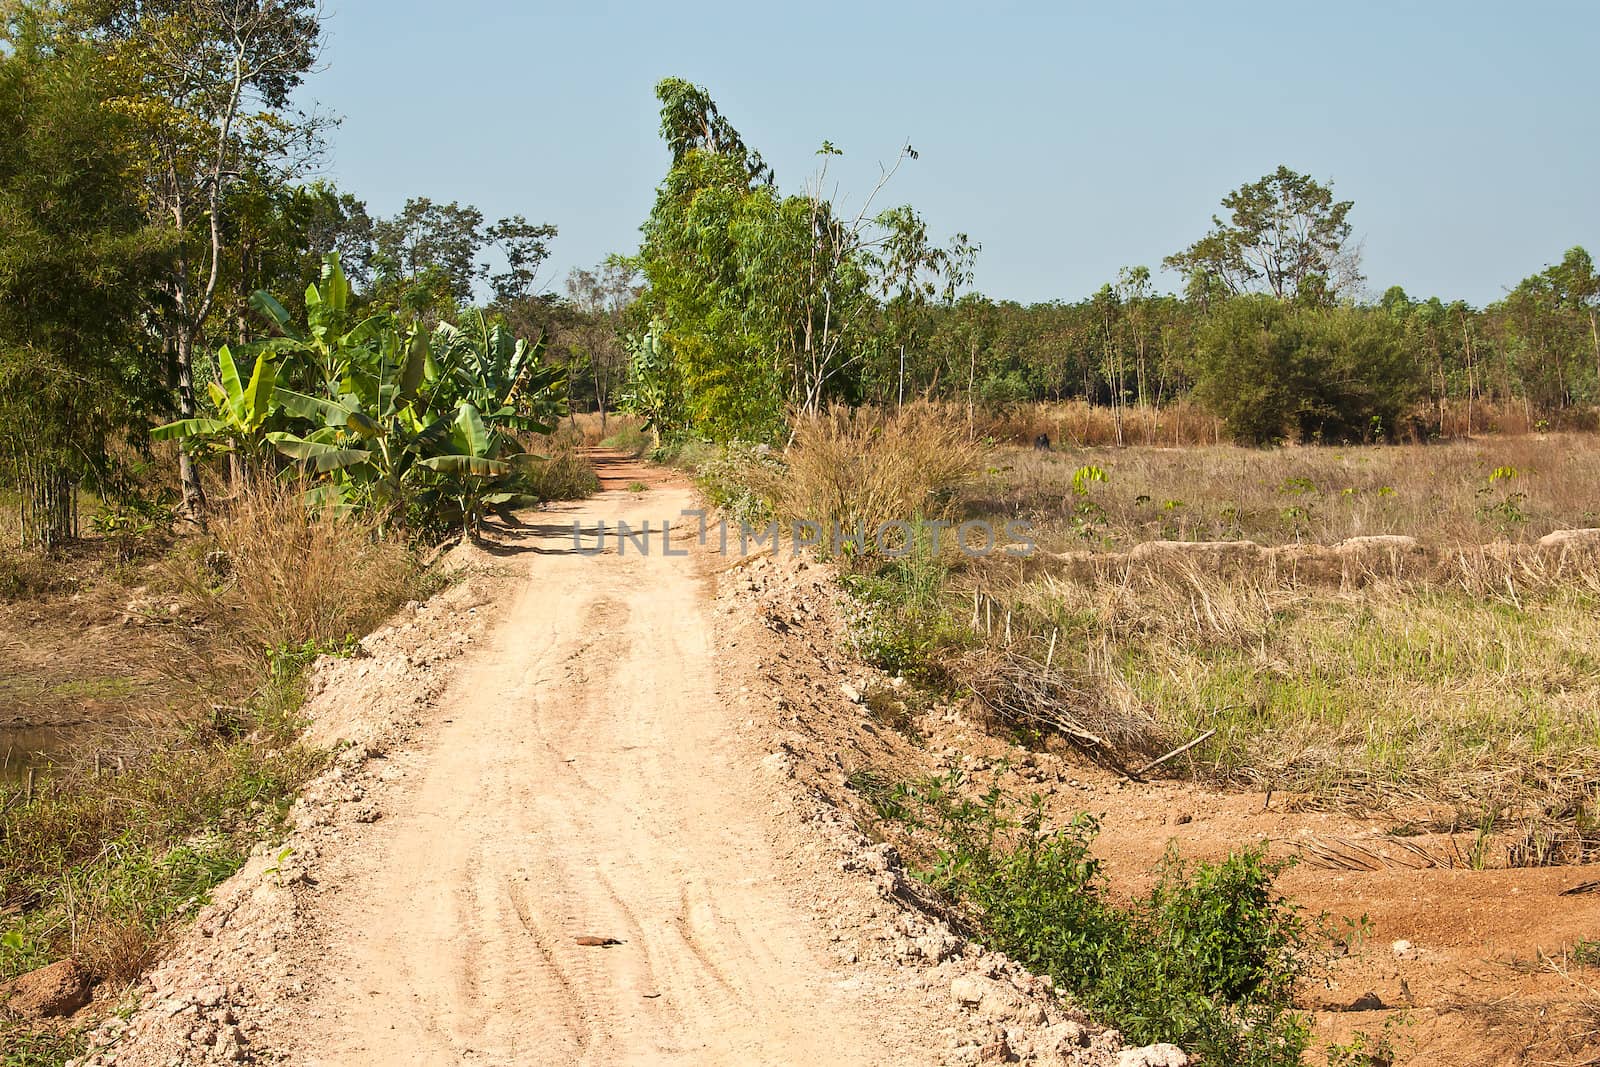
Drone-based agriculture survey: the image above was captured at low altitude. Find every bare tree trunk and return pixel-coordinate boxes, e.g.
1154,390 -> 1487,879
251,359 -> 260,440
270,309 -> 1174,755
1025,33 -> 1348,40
966,338 -> 977,435
897,344 -> 905,410
174,330 -> 207,514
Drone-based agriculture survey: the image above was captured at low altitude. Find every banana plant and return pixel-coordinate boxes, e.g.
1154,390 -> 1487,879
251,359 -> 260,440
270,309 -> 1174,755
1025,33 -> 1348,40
429,310 -> 567,433
167,252 -> 570,536
413,401 -> 544,535
249,253 -> 388,397
152,346 -> 281,454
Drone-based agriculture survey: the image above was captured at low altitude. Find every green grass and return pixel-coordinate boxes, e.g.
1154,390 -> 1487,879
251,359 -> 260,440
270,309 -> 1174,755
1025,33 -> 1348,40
599,425 -> 653,457
0,1024 -> 85,1067
0,666 -> 325,989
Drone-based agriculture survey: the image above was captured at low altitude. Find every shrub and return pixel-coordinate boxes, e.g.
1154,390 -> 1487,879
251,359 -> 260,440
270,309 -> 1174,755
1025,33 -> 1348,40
881,776 -> 1322,1067
520,432 -> 599,501
772,405 -> 980,562
693,445 -> 785,528
841,536 -> 971,682
1193,297 -> 1421,445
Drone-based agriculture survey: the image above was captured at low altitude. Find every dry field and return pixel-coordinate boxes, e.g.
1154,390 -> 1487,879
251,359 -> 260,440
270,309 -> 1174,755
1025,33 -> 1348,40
952,436 -> 1600,829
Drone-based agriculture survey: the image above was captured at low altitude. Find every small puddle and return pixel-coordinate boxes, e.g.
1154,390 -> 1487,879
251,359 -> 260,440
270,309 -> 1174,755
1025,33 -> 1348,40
0,723 -> 73,783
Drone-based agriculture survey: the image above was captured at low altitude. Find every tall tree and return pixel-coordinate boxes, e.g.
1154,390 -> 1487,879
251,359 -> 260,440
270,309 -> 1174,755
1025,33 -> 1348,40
372,198 -> 558,321
74,0 -> 325,513
1165,165 -> 1362,305
563,258 -> 639,431
372,197 -> 487,317
654,75 -> 772,184
0,15 -> 176,545
487,215 -> 559,306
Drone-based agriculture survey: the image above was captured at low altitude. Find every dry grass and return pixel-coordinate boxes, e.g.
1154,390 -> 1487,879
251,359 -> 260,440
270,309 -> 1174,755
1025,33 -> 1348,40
964,549 -> 1600,844
986,434 -> 1600,549
976,399 -> 1225,448
570,410 -> 651,455
767,405 -> 982,556
797,412 -> 1600,843
171,480 -> 417,658
520,424 -> 600,501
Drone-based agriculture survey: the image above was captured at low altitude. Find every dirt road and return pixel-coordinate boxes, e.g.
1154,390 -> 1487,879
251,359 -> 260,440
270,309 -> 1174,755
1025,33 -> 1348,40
274,457 -> 929,1065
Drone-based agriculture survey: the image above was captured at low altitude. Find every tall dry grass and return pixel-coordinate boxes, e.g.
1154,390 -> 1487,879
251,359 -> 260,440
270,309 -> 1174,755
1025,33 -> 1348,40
975,399 -> 1225,448
770,406 -> 983,552
520,423 -> 600,501
171,480 -> 418,658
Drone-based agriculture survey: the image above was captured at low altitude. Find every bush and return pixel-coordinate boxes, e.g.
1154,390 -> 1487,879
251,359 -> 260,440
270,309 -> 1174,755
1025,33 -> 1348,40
881,777 -> 1323,1067
1193,297 -> 1421,444
772,405 -> 981,563
693,445 -> 785,528
841,536 -> 971,682
183,481 -> 418,657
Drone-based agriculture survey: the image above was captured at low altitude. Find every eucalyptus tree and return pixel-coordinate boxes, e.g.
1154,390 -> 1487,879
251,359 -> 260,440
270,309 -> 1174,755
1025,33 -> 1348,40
638,77 -> 971,439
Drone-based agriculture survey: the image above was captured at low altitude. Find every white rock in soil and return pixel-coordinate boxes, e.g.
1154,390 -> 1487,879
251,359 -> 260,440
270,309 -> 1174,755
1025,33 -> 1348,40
1117,1045 -> 1190,1067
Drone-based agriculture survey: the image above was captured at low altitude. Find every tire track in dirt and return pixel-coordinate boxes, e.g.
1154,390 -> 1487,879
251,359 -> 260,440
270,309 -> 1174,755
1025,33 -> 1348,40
267,461 -> 939,1065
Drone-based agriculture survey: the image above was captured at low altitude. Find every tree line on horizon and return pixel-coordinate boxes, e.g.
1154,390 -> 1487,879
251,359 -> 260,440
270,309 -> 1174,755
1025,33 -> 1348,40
3,3 -> 1598,547
627,86 -> 1600,446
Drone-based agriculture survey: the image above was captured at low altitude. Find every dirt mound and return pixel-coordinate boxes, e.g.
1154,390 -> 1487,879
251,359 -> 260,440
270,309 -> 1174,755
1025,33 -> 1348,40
0,958 -> 92,1019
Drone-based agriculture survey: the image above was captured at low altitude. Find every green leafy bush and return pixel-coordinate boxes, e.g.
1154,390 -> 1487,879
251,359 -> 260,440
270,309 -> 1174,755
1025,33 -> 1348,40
841,539 -> 970,681
878,775 -> 1323,1067
1193,297 -> 1421,445
154,256 -> 572,537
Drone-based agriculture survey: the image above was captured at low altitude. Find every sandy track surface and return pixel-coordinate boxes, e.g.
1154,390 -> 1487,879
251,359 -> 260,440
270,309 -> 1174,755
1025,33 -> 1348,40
274,463 -> 931,1065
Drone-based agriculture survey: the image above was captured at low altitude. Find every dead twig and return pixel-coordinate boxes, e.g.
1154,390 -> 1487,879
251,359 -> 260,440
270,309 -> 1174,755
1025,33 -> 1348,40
1132,728 -> 1218,779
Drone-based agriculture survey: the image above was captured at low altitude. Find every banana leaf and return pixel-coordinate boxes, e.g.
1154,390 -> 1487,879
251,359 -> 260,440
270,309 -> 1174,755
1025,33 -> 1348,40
151,417 -> 227,441
416,454 -> 513,476
268,432 -> 373,473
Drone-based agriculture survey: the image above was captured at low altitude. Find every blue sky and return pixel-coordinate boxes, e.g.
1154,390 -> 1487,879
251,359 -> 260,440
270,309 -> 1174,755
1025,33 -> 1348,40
309,1 -> 1597,307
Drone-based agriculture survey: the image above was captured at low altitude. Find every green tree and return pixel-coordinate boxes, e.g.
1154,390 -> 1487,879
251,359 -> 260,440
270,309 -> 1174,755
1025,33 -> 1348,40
1166,166 -> 1361,305
372,198 -> 558,323
654,75 -> 772,184
563,258 -> 639,431
73,0 -> 326,513
372,197 -> 488,317
0,16 -> 176,547
1193,297 -> 1419,444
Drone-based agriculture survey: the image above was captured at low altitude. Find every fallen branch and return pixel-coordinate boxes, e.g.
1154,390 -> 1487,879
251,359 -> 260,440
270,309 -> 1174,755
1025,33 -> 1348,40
1132,728 -> 1218,778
